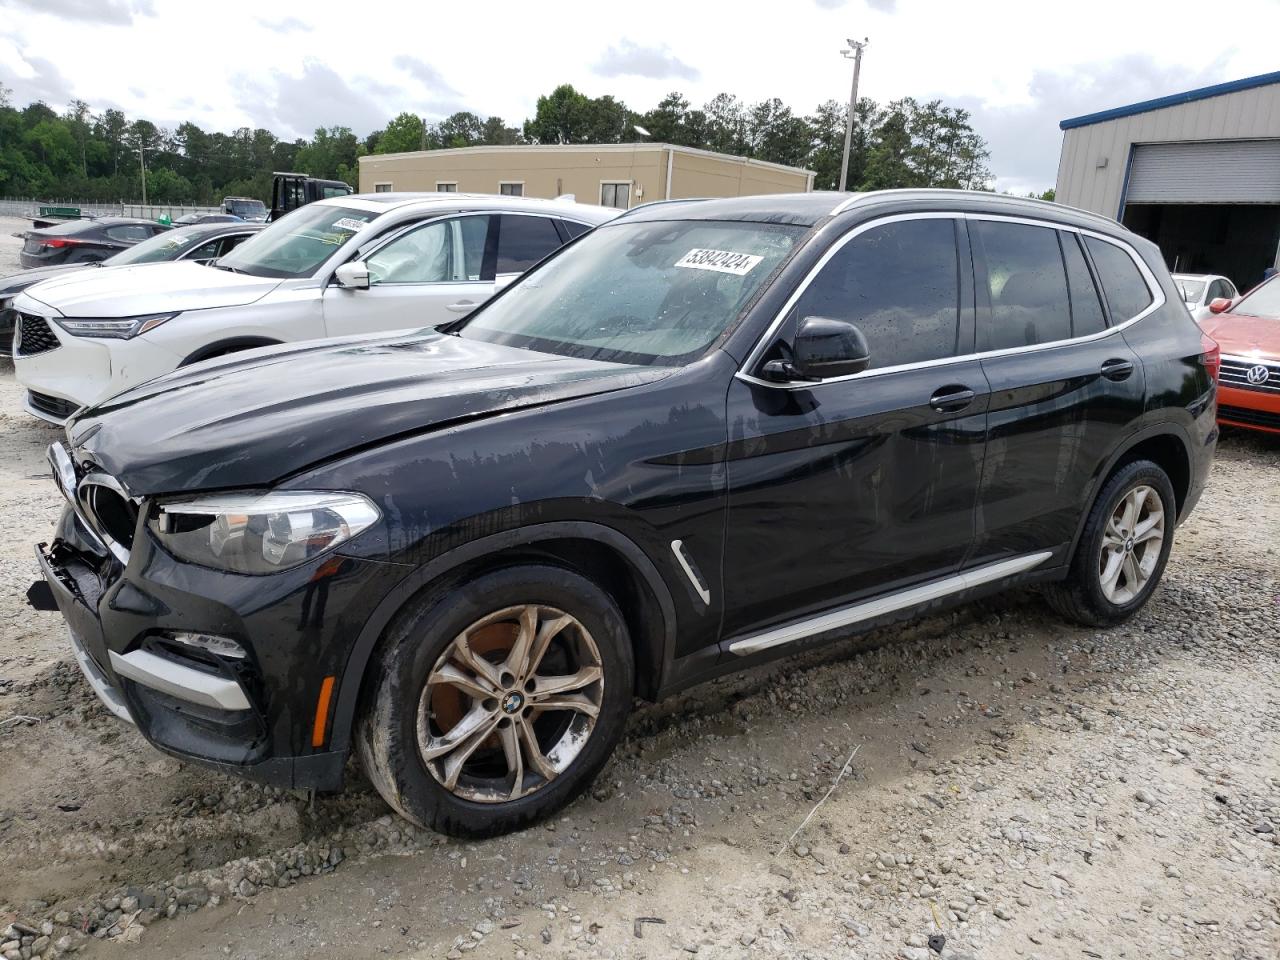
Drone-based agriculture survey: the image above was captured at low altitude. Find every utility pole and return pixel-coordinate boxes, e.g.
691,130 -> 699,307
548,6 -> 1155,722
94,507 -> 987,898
838,37 -> 868,193
138,144 -> 147,207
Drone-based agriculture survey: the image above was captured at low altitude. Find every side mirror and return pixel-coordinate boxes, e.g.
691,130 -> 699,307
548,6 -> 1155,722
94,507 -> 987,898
334,261 -> 370,290
1208,297 -> 1232,315
762,317 -> 871,383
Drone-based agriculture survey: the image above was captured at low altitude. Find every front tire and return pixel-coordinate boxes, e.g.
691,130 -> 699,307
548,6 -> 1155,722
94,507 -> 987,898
356,564 -> 633,837
1044,459 -> 1176,627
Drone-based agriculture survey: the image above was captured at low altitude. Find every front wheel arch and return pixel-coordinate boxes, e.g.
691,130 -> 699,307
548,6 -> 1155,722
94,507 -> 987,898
179,336 -> 282,367
329,521 -> 678,767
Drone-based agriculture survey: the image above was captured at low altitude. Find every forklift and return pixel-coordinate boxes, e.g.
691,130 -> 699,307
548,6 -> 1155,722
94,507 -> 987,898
269,172 -> 354,221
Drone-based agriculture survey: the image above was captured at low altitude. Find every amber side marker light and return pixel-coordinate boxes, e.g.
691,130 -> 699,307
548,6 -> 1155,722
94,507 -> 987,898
312,676 -> 336,748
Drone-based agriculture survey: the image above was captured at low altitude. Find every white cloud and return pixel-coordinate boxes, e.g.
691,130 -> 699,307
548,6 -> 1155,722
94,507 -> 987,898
2,0 -> 1278,191
594,40 -> 699,81
2,0 -> 154,25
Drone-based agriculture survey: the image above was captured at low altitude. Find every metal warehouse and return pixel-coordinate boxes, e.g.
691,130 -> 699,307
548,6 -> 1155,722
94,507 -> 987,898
358,143 -> 814,209
1055,70 -> 1280,289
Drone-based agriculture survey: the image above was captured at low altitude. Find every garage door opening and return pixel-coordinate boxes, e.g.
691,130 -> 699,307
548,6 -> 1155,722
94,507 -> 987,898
1122,203 -> 1280,291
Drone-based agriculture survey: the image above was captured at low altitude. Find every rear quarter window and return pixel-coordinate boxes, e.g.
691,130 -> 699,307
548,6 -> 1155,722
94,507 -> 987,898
1084,236 -> 1153,321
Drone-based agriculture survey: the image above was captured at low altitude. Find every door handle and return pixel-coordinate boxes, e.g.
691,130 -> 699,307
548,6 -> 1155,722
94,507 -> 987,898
445,300 -> 477,314
1100,358 -> 1135,381
929,385 -> 976,413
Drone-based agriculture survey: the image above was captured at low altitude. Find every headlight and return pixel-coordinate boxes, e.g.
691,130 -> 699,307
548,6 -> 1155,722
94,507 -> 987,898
55,312 -> 179,340
149,491 -> 379,574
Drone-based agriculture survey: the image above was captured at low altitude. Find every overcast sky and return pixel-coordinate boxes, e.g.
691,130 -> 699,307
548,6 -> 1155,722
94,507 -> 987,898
2,0 -> 1278,192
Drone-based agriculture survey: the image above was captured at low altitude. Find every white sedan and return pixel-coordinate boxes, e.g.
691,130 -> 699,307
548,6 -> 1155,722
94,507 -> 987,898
1172,272 -> 1238,323
12,193 -> 616,423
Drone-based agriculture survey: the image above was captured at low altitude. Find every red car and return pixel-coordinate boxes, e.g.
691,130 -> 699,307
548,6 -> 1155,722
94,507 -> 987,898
1202,276 -> 1280,436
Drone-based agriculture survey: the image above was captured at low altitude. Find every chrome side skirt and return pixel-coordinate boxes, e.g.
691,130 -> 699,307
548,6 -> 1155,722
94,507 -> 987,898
727,551 -> 1054,656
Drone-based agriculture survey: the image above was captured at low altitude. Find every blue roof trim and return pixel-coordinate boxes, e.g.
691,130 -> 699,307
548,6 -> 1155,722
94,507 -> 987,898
1059,70 -> 1280,130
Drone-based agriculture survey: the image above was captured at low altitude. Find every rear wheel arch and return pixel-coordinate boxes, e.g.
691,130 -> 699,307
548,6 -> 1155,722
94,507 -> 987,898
330,522 -> 677,763
179,337 -> 282,367
1068,425 -> 1193,562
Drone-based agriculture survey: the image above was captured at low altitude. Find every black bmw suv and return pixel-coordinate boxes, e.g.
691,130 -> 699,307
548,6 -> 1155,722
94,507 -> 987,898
37,190 -> 1217,837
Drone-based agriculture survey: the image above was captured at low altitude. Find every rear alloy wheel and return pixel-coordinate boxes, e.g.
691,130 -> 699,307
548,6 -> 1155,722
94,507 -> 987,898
357,565 -> 633,837
1044,459 -> 1176,627
1096,484 -> 1165,605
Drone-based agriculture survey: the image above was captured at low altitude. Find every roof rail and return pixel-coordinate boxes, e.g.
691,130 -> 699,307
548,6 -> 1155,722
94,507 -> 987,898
612,197 -> 712,220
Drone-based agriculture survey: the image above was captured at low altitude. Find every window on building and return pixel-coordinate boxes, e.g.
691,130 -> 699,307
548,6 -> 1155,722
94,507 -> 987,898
975,220 -> 1072,350
495,215 -> 562,274
499,182 -> 524,197
436,182 -> 457,193
795,218 -> 961,371
1084,236 -> 1153,321
1060,231 -> 1107,338
600,182 -> 631,209
374,183 -> 393,193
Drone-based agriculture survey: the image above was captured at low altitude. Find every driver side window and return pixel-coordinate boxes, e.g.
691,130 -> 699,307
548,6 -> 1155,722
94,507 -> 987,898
366,216 -> 490,285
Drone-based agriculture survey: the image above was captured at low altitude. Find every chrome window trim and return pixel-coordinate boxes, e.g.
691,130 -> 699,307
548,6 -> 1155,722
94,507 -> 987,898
736,211 -> 1165,391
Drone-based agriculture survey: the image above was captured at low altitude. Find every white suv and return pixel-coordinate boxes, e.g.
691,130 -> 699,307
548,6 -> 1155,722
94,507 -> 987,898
12,193 -> 617,423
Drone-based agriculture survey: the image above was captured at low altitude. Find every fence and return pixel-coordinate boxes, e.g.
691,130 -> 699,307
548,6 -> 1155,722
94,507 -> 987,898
0,198 -> 223,221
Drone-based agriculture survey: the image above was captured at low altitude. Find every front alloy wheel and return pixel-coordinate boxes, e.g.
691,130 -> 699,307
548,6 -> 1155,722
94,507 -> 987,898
419,604 -> 604,803
357,565 -> 633,837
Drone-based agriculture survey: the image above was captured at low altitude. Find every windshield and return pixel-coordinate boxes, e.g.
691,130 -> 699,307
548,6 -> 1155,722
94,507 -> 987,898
1174,278 -> 1206,302
216,204 -> 377,278
458,219 -> 804,366
226,199 -> 267,218
1230,276 -> 1280,319
106,227 -> 207,265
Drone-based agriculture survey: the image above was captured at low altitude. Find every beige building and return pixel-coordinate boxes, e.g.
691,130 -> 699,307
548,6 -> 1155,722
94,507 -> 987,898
358,143 -> 814,209
1055,70 -> 1280,287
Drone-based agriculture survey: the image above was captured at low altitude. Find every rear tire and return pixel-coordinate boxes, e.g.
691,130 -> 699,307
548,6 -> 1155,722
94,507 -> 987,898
356,564 -> 633,837
1044,459 -> 1176,627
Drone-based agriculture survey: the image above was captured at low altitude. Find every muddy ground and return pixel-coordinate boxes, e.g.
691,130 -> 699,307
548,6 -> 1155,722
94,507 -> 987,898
0,216 -> 1276,960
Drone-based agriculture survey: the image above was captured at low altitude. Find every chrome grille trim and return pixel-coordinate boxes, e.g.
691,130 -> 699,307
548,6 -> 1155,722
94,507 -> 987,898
1219,354 -> 1280,394
76,474 -> 137,565
48,442 -> 136,565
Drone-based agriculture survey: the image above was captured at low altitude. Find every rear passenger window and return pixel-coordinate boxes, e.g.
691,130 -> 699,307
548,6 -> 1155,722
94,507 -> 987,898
1084,236 -> 1153,321
1060,232 -> 1107,337
496,216 -> 562,275
975,220 -> 1071,350
560,220 -> 591,240
106,224 -> 151,243
795,218 -> 960,370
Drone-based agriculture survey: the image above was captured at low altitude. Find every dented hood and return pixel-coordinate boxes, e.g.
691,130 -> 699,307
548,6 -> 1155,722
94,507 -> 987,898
68,331 -> 668,495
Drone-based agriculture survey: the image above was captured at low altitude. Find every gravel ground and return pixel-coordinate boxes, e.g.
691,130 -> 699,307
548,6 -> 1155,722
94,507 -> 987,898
0,216 -> 1277,960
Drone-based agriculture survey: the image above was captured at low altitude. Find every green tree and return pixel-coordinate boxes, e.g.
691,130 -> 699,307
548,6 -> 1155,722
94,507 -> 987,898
523,84 -> 592,144
376,112 -> 425,153
480,116 -> 521,145
703,93 -> 749,155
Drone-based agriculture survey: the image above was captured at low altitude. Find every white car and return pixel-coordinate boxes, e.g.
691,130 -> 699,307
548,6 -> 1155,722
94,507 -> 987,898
12,193 -> 617,423
1172,272 -> 1238,323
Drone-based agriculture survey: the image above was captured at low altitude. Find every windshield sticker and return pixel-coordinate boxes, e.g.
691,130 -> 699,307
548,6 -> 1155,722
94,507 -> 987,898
332,217 -> 368,233
674,248 -> 764,276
